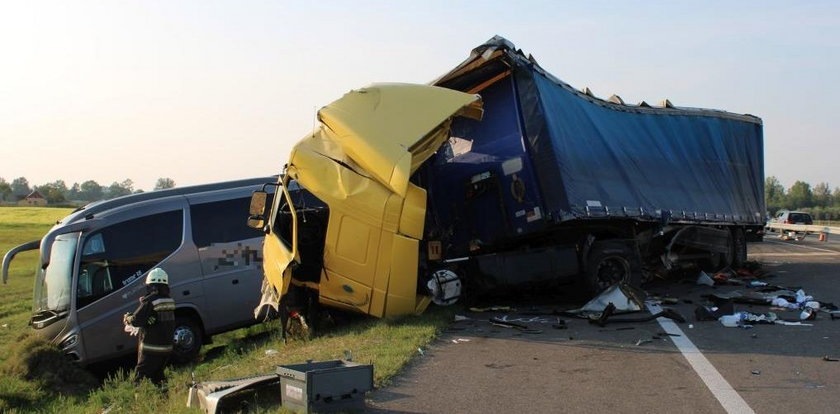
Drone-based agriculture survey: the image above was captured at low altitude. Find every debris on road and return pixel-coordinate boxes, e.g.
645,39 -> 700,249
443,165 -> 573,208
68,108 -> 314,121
823,356 -> 839,362
697,271 -> 715,286
489,317 -> 543,334
470,306 -> 512,313
751,370 -> 761,375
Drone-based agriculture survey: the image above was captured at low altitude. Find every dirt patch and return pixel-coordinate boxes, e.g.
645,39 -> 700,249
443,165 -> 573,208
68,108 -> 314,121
1,332 -> 97,395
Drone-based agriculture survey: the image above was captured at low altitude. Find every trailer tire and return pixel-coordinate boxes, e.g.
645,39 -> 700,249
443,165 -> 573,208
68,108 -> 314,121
732,228 -> 747,267
172,315 -> 203,364
584,241 -> 642,295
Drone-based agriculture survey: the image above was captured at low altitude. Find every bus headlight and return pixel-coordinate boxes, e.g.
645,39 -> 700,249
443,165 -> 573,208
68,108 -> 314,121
59,334 -> 78,350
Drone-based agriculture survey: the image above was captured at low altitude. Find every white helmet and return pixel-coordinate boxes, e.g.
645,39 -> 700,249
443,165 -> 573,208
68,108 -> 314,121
146,268 -> 169,285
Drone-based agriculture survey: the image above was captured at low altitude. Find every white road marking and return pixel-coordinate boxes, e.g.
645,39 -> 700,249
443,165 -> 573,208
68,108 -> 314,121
750,252 -> 839,257
647,303 -> 755,414
763,240 -> 839,254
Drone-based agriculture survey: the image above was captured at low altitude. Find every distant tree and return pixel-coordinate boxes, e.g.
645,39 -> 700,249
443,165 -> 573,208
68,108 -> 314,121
67,182 -> 81,200
11,177 -> 31,199
813,182 -> 832,208
833,187 -> 840,208
154,177 -> 176,191
764,176 -> 786,214
106,179 -> 134,199
0,177 -> 11,201
79,180 -> 104,201
35,180 -> 68,204
786,181 -> 813,210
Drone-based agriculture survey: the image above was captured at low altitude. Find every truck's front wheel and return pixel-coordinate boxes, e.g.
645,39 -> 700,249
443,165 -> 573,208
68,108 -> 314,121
584,241 -> 642,295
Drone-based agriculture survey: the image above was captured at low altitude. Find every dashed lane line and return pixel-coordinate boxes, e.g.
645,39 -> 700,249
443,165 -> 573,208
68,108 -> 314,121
763,240 -> 840,254
647,303 -> 756,414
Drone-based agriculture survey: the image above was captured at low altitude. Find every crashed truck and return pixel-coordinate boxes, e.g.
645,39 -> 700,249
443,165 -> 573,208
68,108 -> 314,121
247,36 -> 765,324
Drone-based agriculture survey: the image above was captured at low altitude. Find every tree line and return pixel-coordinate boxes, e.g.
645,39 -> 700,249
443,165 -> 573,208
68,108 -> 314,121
765,176 -> 840,220
0,177 -> 176,204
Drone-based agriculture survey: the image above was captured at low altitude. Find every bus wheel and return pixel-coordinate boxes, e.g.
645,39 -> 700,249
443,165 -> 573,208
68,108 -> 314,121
172,316 -> 203,363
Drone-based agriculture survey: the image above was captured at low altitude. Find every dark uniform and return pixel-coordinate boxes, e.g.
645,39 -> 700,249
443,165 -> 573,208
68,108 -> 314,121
126,287 -> 176,385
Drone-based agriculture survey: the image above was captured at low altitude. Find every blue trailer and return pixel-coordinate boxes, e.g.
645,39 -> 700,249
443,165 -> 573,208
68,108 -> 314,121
415,36 -> 764,294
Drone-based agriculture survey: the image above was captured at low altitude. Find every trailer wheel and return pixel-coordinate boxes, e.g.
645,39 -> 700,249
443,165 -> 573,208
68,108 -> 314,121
584,241 -> 642,295
172,315 -> 203,363
731,228 -> 747,267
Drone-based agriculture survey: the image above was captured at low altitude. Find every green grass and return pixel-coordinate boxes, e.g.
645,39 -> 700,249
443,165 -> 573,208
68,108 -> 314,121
0,207 -> 453,413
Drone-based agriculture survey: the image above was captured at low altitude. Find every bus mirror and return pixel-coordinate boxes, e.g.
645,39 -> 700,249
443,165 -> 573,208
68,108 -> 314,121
249,191 -> 268,216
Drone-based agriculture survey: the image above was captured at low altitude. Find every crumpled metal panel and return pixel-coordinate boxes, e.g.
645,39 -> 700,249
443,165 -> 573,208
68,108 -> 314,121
264,84 -> 482,317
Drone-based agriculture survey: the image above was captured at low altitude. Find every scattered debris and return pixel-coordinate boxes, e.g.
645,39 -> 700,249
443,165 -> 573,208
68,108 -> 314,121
578,283 -> 646,314
1,323 -> 8,329
635,339 -> 652,346
417,348 -> 425,356
454,314 -> 471,322
774,321 -> 813,326
489,317 -> 543,334
751,370 -> 761,375
264,349 -> 279,356
697,271 -> 715,286
469,306 -> 512,313
451,338 -> 471,344
823,356 -> 839,362
590,302 -> 685,327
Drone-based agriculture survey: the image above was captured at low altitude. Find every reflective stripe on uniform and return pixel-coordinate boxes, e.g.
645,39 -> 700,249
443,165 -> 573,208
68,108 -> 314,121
140,342 -> 174,353
152,298 -> 176,312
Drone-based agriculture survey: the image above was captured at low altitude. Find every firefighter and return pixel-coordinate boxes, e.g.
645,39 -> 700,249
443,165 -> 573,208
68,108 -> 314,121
123,267 -> 176,385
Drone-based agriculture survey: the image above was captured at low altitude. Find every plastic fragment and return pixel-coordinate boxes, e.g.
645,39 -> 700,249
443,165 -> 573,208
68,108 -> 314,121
697,271 -> 715,286
264,349 -> 278,356
824,356 -> 839,362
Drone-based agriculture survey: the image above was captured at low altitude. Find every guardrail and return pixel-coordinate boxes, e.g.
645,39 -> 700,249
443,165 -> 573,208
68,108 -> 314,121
765,223 -> 840,236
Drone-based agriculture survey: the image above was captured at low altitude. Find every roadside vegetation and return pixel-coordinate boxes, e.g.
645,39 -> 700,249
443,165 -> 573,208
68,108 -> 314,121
765,176 -> 840,221
0,207 -> 453,413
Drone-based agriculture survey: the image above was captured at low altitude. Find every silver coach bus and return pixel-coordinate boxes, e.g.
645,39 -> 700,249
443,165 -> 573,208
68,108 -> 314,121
2,177 -> 275,365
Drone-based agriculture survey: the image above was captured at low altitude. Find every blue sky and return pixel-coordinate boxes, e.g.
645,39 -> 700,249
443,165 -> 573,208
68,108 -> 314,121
1,1 -> 837,191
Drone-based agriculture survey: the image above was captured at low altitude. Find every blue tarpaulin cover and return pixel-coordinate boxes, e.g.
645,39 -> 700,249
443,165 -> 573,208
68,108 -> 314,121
425,36 -> 764,253
527,69 -> 764,223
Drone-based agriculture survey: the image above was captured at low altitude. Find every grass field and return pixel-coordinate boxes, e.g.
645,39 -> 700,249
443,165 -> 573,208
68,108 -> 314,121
0,207 -> 453,413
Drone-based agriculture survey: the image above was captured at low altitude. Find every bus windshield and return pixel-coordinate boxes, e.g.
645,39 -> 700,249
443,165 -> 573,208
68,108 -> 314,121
33,232 -> 79,313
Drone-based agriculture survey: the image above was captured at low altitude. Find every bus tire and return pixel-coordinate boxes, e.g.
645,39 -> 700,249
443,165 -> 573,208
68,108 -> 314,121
172,315 -> 203,363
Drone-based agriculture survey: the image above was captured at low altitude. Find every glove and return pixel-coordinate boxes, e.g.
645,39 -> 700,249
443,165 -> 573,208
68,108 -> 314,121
123,312 -> 133,325
123,324 -> 140,336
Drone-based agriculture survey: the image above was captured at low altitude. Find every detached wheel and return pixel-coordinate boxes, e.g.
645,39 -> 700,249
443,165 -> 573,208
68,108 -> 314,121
172,316 -> 203,363
584,241 -> 642,295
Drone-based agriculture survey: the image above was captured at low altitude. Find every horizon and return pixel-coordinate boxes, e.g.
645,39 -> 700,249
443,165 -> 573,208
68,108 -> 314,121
2,1 -> 838,191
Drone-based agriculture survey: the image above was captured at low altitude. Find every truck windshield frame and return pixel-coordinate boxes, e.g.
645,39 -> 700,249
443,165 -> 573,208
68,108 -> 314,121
270,176 -> 298,254
33,232 -> 79,314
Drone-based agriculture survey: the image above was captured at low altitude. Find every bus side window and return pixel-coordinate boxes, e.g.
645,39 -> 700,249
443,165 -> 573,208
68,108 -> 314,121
191,196 -> 270,248
76,210 -> 183,309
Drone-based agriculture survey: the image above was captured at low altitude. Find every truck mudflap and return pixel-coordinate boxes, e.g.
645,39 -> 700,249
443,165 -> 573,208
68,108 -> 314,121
265,84 -> 483,318
2,240 -> 40,284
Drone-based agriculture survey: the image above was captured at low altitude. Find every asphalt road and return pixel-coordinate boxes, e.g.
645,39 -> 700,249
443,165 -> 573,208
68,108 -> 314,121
368,237 -> 840,414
